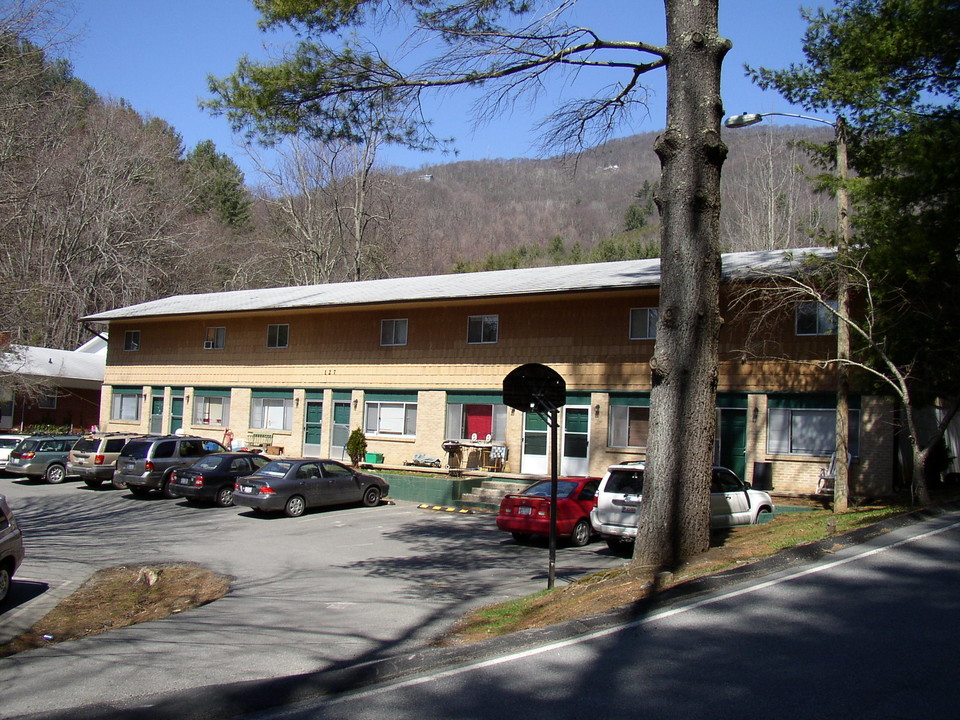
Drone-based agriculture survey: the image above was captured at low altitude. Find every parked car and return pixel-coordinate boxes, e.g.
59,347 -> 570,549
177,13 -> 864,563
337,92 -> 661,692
170,452 -> 270,507
113,435 -> 228,498
495,477 -> 601,547
6,435 -> 82,483
67,432 -> 141,488
232,459 -> 389,517
1,493 -> 25,604
590,463 -> 776,555
0,434 -> 30,475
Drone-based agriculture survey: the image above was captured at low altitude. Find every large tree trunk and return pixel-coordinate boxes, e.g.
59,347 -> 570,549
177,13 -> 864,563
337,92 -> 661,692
632,0 -> 730,572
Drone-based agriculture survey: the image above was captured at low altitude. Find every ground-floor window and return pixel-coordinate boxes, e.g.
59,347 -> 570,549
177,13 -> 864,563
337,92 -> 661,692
193,390 -> 231,427
110,388 -> 142,422
250,391 -> 293,430
608,394 -> 651,448
767,394 -> 860,456
365,394 -> 418,436
445,400 -> 507,442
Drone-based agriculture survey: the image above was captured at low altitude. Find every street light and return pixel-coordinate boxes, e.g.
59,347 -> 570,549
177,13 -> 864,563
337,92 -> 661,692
724,111 -> 851,513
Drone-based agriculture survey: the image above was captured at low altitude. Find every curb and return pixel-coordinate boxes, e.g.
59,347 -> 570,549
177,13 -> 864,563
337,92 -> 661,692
417,504 -> 473,514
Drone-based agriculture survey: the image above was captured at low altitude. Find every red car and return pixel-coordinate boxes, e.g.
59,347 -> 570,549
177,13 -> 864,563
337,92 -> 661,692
496,477 -> 601,546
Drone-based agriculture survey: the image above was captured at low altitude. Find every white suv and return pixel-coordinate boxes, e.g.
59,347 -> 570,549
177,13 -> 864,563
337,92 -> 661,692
590,463 -> 775,555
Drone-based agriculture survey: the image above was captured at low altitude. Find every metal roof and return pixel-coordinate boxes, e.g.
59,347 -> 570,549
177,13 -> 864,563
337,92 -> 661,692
82,247 -> 835,322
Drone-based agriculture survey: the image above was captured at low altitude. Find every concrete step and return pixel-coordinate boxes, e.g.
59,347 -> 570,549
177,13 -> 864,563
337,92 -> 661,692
460,479 -> 532,510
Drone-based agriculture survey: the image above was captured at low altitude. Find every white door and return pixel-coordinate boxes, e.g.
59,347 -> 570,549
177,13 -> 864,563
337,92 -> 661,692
560,407 -> 590,476
520,412 -> 548,475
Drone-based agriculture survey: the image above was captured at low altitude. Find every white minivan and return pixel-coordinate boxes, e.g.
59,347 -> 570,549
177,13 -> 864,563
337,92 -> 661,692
590,463 -> 775,555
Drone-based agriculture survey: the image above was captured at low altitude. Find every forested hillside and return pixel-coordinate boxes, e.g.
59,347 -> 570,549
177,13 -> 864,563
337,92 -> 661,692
1,5 -> 834,351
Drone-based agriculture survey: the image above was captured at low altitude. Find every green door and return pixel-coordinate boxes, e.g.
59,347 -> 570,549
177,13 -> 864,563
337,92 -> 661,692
717,409 -> 748,480
330,402 -> 351,460
170,397 -> 184,435
150,397 -> 164,434
303,400 -> 323,455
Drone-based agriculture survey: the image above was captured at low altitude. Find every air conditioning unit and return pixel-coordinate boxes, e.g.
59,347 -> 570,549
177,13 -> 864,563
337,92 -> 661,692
203,341 -> 215,350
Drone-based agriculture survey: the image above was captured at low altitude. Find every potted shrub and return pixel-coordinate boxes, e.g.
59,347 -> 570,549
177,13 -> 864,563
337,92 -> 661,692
346,427 -> 367,466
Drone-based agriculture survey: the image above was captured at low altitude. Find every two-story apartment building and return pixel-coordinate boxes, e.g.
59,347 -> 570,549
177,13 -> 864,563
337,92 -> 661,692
81,247 -> 894,497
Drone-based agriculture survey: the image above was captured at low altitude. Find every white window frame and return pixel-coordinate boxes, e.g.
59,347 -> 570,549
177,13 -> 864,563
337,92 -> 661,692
110,392 -> 141,422
365,401 -> 418,437
204,326 -> 226,350
796,300 -> 838,336
467,315 -> 499,344
124,330 -> 140,351
267,324 -> 289,349
380,318 -> 408,347
767,407 -> 860,456
629,307 -> 658,340
249,397 -> 293,430
608,405 -> 650,448
192,395 -> 231,427
445,403 -> 508,442
37,389 -> 57,410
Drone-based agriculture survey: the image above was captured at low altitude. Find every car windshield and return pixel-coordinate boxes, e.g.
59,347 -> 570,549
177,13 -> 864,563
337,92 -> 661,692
257,461 -> 294,477
522,480 -> 580,498
606,469 -> 645,494
73,439 -> 100,453
120,441 -> 152,459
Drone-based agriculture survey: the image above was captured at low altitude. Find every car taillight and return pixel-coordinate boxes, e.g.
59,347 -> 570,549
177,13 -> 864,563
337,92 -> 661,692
145,461 -> 155,471
194,475 -> 204,487
94,454 -> 105,465
19,451 -> 36,460
258,486 -> 275,494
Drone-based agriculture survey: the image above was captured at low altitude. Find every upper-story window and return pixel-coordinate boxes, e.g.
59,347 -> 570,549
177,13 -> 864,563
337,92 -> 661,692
468,315 -> 499,344
124,330 -> 140,351
380,318 -> 408,346
204,326 -> 226,350
629,307 -> 658,340
267,324 -> 289,349
796,300 -> 837,336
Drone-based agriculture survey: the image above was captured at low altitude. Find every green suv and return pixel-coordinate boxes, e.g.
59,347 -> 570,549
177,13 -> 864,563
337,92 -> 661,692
6,435 -> 82,483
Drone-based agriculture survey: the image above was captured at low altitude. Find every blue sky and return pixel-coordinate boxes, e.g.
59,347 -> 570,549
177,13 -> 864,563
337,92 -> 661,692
64,0 -> 831,182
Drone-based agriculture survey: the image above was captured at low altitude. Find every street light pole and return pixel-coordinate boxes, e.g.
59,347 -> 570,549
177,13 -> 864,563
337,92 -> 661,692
725,111 -> 851,511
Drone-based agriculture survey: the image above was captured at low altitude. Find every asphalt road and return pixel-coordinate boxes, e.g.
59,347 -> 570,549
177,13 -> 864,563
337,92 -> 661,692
245,509 -> 960,720
0,475 -> 625,718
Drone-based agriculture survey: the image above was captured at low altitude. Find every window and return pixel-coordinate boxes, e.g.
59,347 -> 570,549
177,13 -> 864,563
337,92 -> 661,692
110,390 -> 141,421
609,405 -> 650,448
204,326 -> 226,350
468,315 -> 499,344
445,402 -> 508,442
267,324 -> 289,349
193,393 -> 231,427
250,396 -> 293,430
37,389 -> 57,410
365,401 -> 418,436
380,318 -> 408,346
629,307 -> 658,340
796,300 -> 837,336
124,330 -> 140,351
767,407 -> 860,456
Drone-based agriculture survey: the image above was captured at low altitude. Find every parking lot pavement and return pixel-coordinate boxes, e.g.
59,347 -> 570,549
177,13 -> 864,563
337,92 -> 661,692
0,476 -> 625,718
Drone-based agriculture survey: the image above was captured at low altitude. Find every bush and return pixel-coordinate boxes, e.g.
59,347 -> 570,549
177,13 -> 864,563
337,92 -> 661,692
346,428 -> 367,466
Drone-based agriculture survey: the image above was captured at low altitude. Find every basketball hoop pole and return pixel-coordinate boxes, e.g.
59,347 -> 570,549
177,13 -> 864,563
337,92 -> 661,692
548,407 -> 558,589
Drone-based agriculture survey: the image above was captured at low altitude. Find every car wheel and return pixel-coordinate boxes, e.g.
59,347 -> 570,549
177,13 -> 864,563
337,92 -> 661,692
284,495 -> 306,518
0,566 -> 11,604
569,518 -> 592,547
84,478 -> 102,488
511,532 -> 532,543
756,507 -> 774,524
361,485 -> 382,507
44,464 -> 66,484
112,477 -> 127,490
214,485 -> 235,508
159,476 -> 177,499
128,485 -> 152,498
605,537 -> 633,557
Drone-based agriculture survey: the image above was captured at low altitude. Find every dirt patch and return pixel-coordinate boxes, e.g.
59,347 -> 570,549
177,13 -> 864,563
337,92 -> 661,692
0,563 -> 232,658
